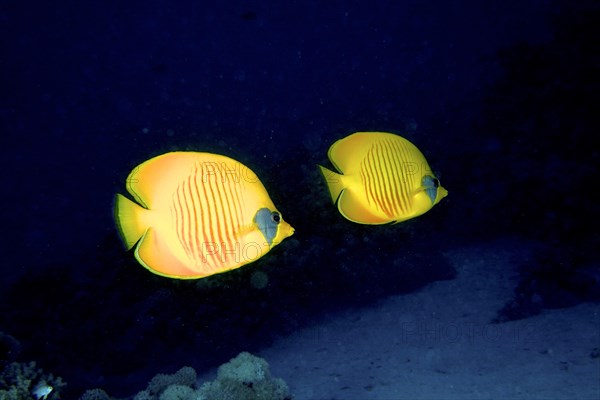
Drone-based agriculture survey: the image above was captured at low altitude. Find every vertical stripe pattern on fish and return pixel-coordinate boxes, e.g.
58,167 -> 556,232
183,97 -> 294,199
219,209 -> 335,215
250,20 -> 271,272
319,132 -> 447,224
114,152 -> 294,279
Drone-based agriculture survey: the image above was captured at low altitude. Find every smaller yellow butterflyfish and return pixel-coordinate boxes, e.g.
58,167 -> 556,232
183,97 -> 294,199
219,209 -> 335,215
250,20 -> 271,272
114,152 -> 294,279
318,131 -> 447,224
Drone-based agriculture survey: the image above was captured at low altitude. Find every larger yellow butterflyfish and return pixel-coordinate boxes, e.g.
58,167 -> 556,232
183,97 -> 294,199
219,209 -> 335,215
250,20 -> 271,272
318,131 -> 447,224
114,152 -> 294,279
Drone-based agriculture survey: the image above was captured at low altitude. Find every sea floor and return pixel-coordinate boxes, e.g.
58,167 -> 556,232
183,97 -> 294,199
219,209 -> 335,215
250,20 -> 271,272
245,240 -> 600,400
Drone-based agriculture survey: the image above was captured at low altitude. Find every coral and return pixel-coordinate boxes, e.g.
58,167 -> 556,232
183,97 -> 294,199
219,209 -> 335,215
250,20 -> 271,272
82,353 -> 291,400
146,366 -> 197,396
217,351 -> 268,383
126,366 -> 199,400
79,388 -> 111,400
132,390 -> 153,400
0,361 -> 66,400
158,385 -> 200,400
198,352 -> 291,400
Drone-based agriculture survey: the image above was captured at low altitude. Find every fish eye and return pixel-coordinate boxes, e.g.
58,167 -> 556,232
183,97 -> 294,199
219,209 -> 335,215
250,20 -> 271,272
271,211 -> 281,223
433,178 -> 440,188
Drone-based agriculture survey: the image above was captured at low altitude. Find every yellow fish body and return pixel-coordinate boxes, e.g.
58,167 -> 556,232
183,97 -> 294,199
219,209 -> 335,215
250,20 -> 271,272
114,152 -> 294,279
318,132 -> 447,224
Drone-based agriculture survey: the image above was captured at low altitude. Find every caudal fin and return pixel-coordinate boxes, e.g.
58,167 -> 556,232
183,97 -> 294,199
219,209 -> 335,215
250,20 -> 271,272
318,165 -> 345,204
114,194 -> 149,250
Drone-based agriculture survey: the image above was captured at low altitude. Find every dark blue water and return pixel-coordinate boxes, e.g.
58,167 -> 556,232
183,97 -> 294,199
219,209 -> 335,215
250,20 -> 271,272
1,1 -> 598,398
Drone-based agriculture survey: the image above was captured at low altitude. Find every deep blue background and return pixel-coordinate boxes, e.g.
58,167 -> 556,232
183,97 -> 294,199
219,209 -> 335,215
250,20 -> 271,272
1,1 -> 598,398
1,1 -> 552,272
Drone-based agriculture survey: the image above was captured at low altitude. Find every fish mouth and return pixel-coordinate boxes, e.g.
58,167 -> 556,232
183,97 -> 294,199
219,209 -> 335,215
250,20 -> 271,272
286,226 -> 295,237
284,223 -> 295,238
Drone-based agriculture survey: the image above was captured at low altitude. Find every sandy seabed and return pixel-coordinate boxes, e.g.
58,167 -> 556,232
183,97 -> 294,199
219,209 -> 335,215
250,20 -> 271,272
255,240 -> 600,400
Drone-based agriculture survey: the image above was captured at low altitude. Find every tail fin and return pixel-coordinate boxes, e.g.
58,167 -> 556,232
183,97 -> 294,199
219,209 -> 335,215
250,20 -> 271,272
318,165 -> 345,204
114,194 -> 149,250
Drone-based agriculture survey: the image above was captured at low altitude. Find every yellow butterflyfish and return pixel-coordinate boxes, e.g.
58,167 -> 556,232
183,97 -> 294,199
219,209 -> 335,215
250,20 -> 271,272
114,152 -> 294,279
318,131 -> 447,224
